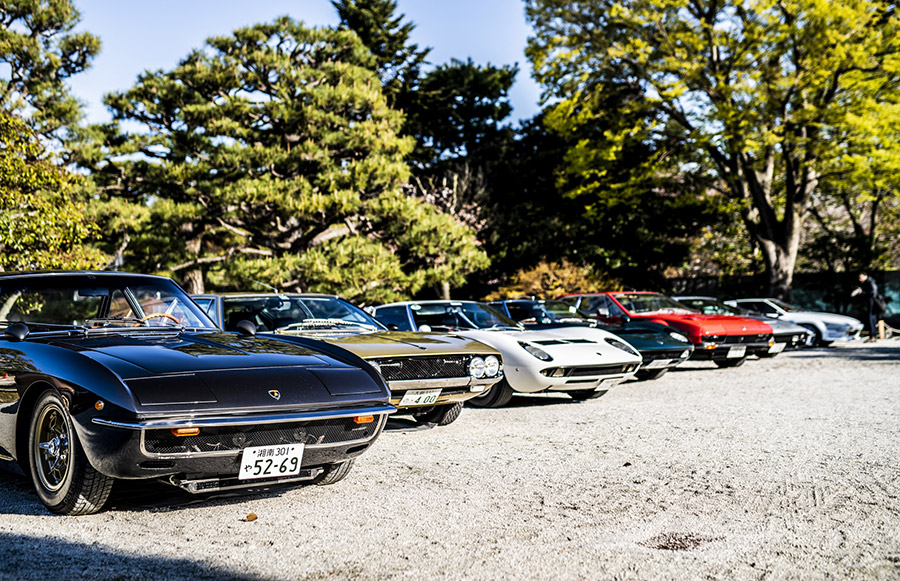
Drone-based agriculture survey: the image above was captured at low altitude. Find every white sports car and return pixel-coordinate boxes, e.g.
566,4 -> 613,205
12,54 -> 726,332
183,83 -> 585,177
725,298 -> 863,346
373,301 -> 642,407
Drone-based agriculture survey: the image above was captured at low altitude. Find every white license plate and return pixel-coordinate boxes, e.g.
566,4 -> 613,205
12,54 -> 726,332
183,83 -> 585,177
727,346 -> 746,358
399,389 -> 442,406
239,444 -> 304,480
768,342 -> 786,354
643,360 -> 669,369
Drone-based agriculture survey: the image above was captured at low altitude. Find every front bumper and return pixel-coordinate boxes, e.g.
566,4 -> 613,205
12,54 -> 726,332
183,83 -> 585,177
691,339 -> 773,360
388,376 -> 501,408
637,348 -> 692,372
81,406 -> 393,482
510,362 -> 640,393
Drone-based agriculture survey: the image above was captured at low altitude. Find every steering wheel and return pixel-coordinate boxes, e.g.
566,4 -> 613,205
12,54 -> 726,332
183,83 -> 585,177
139,312 -> 180,325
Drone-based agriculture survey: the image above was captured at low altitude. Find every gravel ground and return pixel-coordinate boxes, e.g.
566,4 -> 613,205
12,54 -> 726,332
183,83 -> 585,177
2,341 -> 900,580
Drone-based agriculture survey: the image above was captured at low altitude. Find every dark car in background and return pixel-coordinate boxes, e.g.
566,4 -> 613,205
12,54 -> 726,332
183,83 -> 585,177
673,296 -> 812,355
0,272 -> 392,515
488,299 -> 692,380
193,293 -> 503,426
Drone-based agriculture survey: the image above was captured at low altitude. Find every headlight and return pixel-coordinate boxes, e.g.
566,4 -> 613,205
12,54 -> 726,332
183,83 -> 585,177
519,342 -> 553,361
469,356 -> 486,378
668,331 -> 690,343
484,355 -> 500,377
605,337 -> 639,356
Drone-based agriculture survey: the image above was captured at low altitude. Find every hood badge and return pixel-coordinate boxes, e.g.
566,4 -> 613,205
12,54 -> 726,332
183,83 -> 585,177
268,390 -> 281,400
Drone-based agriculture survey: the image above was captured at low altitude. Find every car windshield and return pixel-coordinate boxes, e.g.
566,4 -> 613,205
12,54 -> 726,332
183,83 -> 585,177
612,293 -> 694,314
508,300 -> 587,322
0,275 -> 215,330
676,298 -> 739,315
221,295 -> 383,333
769,298 -> 800,312
410,302 -> 522,331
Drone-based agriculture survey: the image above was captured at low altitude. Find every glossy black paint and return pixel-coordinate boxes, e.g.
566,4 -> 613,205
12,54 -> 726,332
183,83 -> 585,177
0,272 -> 391,485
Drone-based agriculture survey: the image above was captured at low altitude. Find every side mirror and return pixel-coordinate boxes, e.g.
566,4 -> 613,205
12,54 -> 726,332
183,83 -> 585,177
418,324 -> 432,332
4,322 -> 29,342
235,319 -> 257,336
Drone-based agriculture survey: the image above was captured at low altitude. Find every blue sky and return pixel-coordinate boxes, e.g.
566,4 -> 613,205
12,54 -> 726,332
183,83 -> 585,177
69,0 -> 542,125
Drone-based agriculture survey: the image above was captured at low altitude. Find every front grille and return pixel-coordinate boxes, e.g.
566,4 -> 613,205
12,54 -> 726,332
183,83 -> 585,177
373,355 -> 470,381
144,418 -> 379,455
565,364 -> 634,377
642,349 -> 687,361
720,334 -> 771,344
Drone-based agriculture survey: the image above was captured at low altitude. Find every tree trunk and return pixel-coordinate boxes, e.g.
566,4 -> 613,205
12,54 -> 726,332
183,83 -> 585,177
183,268 -> 204,294
436,281 -> 451,299
754,228 -> 801,301
182,236 -> 204,294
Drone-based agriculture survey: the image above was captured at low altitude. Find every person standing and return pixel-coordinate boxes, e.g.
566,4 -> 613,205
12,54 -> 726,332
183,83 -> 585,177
851,272 -> 879,342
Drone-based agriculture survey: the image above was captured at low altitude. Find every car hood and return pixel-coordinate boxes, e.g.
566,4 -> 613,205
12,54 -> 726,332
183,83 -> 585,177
744,315 -> 810,333
605,326 -> 694,351
276,330 -> 500,359
636,313 -> 773,335
455,326 -> 642,365
47,331 -> 387,410
51,331 -> 331,375
783,311 -> 863,326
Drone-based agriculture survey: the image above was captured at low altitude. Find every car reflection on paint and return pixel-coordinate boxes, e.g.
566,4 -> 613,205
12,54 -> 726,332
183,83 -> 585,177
192,293 -> 503,427
0,271 -> 392,515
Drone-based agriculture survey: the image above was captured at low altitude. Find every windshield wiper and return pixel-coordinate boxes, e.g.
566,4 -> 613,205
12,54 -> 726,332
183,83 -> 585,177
84,317 -> 146,327
276,318 -> 378,332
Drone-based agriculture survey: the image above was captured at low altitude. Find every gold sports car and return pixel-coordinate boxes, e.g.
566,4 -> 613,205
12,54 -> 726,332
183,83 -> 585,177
192,293 -> 503,427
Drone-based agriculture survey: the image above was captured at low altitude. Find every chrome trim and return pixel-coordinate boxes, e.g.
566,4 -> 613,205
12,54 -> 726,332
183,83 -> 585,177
133,413 -> 388,459
170,469 -> 323,493
91,406 -> 395,430
388,377 -> 471,390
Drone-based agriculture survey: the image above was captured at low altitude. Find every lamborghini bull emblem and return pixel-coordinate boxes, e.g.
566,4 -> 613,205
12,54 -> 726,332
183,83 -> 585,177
268,390 -> 281,400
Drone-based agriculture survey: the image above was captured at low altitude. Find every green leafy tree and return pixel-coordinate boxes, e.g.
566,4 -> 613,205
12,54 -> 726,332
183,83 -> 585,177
526,0 -> 900,298
0,0 -> 100,138
80,18 -> 486,301
332,0 -> 429,106
0,111 -> 105,270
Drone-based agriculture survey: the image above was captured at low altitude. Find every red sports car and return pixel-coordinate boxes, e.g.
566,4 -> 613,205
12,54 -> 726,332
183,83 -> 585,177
559,292 -> 774,368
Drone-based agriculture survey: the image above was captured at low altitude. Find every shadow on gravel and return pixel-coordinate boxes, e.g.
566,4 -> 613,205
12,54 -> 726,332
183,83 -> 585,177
0,459 -> 307,516
0,531 -> 260,580
785,342 -> 900,362
493,393 -> 581,408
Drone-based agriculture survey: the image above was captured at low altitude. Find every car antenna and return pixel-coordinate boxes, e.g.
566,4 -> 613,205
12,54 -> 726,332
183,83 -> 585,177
251,279 -> 281,293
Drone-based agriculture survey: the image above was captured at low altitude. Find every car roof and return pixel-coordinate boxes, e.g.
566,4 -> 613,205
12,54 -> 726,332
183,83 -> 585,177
193,292 -> 342,300
0,270 -> 170,280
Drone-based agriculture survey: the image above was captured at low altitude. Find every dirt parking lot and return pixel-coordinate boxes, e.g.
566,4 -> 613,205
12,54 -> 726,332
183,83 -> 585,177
2,342 -> 899,580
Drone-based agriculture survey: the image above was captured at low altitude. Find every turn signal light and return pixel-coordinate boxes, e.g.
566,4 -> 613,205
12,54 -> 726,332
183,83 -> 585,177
353,415 -> 375,424
94,400 -> 105,411
705,344 -> 718,350
170,427 -> 201,437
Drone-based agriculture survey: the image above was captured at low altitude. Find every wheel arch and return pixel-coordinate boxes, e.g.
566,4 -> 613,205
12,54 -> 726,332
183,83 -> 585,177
15,378 -> 62,466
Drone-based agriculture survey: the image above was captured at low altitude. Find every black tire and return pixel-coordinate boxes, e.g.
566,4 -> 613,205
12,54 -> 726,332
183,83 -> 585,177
568,389 -> 609,401
714,357 -> 747,368
800,324 -> 822,347
635,368 -> 669,381
27,390 -> 113,515
314,459 -> 355,486
467,378 -> 514,408
413,402 -> 463,426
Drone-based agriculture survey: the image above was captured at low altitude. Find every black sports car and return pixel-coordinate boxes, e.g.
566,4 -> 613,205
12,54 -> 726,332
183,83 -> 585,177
0,272 -> 392,515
